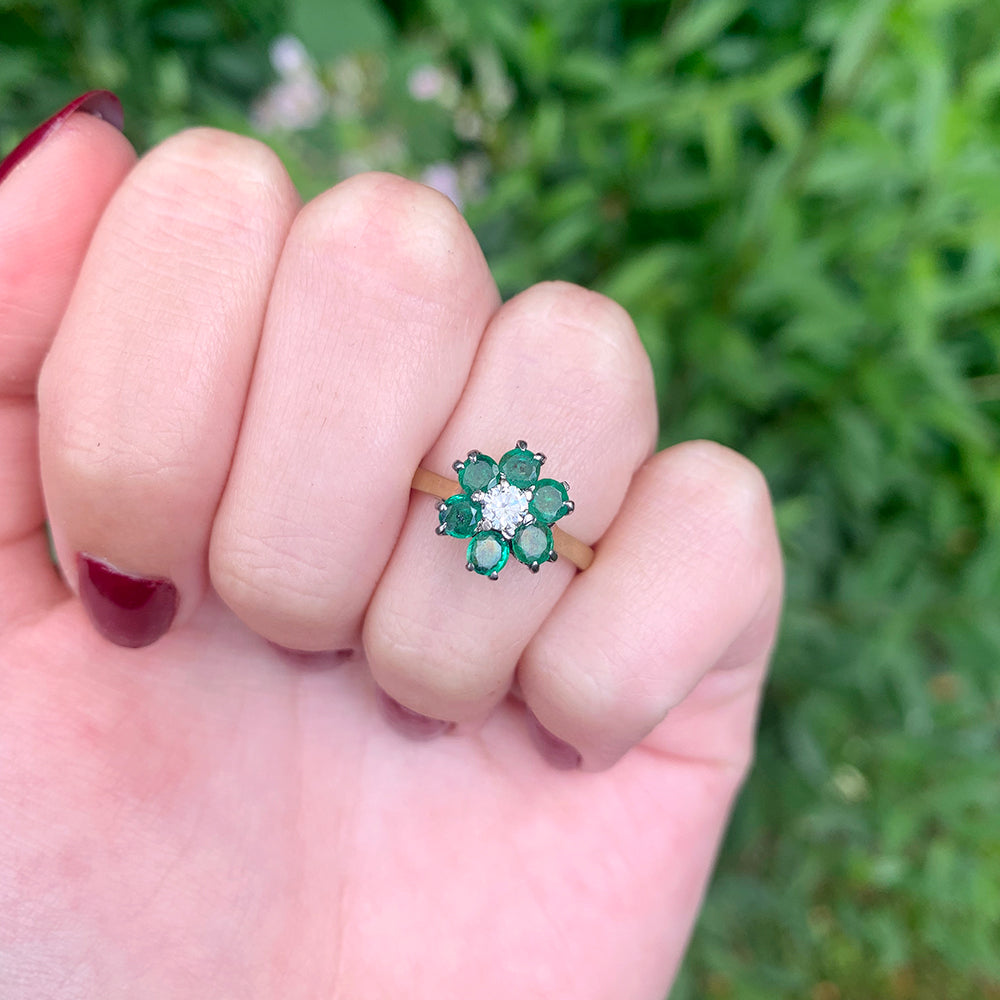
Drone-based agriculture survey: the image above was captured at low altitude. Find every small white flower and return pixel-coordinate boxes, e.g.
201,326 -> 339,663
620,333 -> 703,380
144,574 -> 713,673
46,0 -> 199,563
269,35 -> 310,78
252,76 -> 326,133
408,64 -> 446,101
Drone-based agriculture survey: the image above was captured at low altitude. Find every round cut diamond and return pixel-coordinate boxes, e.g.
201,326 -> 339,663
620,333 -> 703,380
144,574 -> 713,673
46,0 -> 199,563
478,480 -> 530,538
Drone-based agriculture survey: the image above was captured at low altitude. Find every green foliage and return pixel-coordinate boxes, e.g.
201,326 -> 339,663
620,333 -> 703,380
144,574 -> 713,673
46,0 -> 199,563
0,0 -> 284,149
2,1 -> 999,996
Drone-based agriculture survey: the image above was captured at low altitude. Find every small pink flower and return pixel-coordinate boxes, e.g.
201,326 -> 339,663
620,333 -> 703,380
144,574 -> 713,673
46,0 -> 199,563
408,65 -> 446,101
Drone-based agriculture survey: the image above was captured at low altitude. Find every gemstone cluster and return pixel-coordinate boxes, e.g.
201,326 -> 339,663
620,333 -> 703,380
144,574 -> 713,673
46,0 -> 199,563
435,441 -> 575,579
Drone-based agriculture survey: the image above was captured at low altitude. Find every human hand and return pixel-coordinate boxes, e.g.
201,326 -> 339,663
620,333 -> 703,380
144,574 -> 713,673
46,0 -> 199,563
0,93 -> 783,998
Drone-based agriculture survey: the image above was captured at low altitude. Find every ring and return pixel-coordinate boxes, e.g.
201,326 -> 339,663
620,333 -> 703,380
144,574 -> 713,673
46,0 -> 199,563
411,441 -> 595,580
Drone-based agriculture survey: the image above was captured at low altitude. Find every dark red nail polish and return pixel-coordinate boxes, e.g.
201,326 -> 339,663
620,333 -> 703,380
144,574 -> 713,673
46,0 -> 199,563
76,553 -> 178,649
526,710 -> 582,770
377,689 -> 454,741
0,90 -> 124,188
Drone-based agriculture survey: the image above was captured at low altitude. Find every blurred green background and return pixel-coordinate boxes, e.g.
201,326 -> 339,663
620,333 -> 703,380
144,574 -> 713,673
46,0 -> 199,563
2,0 -> 999,996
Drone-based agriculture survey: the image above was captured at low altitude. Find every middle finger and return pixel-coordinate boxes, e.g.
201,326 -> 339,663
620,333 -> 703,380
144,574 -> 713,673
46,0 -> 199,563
209,173 -> 499,651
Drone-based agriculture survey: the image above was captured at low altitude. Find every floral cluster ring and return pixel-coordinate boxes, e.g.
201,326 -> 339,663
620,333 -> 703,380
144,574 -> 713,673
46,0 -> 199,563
410,442 -> 595,580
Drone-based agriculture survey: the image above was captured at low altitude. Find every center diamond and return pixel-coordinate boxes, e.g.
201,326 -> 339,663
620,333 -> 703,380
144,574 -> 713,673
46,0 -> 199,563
478,480 -> 530,538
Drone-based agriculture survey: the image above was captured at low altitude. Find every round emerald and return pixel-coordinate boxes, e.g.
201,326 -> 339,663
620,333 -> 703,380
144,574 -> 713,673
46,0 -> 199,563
467,530 -> 509,576
459,454 -> 499,493
439,495 -> 482,538
529,479 -> 570,524
512,523 -> 554,567
499,447 -> 541,488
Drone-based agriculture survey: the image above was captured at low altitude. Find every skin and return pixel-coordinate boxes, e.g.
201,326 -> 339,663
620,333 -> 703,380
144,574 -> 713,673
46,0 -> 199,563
0,113 -> 783,998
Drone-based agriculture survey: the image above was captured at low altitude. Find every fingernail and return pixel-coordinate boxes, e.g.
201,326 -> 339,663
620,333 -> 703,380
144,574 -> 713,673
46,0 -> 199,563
526,710 -> 582,770
0,90 -> 124,188
377,689 -> 454,741
76,553 -> 178,649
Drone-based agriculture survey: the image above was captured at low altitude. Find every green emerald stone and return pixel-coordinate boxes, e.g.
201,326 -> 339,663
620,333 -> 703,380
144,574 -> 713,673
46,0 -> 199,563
529,479 -> 570,524
467,530 -> 509,576
439,495 -> 482,538
512,523 -> 554,567
499,447 -> 541,488
459,454 -> 499,493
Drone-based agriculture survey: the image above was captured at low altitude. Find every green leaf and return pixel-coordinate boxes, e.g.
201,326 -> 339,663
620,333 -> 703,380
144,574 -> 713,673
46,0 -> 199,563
290,0 -> 392,60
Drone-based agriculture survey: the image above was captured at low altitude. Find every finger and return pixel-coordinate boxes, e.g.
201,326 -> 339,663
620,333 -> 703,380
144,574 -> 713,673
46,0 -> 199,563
0,92 -> 134,630
364,281 -> 659,723
519,440 -> 783,771
38,128 -> 299,648
210,172 -> 500,652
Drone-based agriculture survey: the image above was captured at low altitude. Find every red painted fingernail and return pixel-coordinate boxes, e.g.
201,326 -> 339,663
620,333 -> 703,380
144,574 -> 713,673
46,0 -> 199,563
526,710 -> 582,770
0,90 -> 124,188
76,553 -> 178,649
377,689 -> 454,741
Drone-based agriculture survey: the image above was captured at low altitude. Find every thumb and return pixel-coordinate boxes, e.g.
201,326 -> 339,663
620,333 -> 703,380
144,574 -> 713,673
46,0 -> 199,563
0,91 -> 135,629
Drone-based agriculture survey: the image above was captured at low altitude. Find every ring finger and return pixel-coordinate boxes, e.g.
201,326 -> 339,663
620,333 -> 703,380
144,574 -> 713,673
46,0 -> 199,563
364,280 -> 658,723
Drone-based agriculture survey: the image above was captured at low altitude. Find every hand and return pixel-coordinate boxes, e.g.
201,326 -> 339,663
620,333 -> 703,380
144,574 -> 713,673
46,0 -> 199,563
0,94 -> 782,999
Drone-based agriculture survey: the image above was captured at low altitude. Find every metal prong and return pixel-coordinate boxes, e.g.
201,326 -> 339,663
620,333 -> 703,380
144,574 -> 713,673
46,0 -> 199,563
516,439 -> 527,450
466,561 -> 475,572
549,551 -> 558,563
525,486 -> 536,498
453,460 -> 465,473
435,524 -> 448,535
467,449 -> 481,460
498,472 -> 508,483
489,571 -> 500,581
523,513 -> 535,526
436,501 -> 448,512
502,526 -> 516,540
561,480 -> 570,490
563,500 -> 575,514
533,452 -> 546,465
530,562 -> 540,573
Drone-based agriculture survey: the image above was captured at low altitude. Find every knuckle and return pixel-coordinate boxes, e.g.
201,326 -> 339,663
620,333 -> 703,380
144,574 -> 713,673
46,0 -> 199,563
669,440 -> 774,539
292,171 -> 479,295
575,650 -> 671,741
504,281 -> 656,430
130,128 -> 295,240
42,396 -> 191,500
514,281 -> 646,370
366,613 -> 508,719
648,441 -> 780,616
210,535 -> 338,644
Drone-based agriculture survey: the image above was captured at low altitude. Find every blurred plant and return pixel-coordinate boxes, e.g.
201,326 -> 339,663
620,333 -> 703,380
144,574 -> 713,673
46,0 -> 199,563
0,0 -> 285,149
251,35 -> 326,132
2,1 -> 999,998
